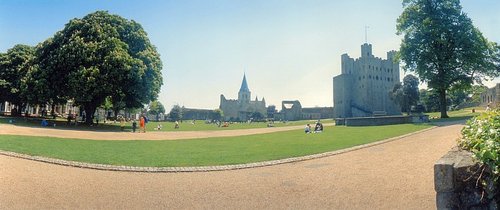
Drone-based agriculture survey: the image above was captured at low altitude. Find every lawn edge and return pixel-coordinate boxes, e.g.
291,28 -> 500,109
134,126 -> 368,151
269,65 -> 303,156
0,126 -> 437,173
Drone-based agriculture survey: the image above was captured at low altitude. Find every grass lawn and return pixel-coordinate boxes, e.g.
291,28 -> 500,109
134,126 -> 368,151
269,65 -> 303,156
427,107 -> 482,123
0,116 -> 332,132
0,123 -> 431,167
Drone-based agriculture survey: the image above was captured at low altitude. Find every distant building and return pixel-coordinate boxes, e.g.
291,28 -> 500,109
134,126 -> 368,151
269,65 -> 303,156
481,83 -> 499,108
280,100 -> 302,121
182,108 -> 212,120
333,43 -> 401,118
219,74 -> 266,121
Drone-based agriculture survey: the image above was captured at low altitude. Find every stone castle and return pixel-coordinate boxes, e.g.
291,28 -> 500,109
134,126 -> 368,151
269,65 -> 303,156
333,43 -> 401,118
220,74 -> 266,121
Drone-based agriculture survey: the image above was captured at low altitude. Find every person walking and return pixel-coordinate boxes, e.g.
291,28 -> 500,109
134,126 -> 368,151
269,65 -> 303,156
139,116 -> 145,133
132,120 -> 137,133
120,117 -> 125,131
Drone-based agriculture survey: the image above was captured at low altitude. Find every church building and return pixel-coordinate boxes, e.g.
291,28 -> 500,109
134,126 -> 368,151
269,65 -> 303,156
220,74 -> 266,121
333,43 -> 401,118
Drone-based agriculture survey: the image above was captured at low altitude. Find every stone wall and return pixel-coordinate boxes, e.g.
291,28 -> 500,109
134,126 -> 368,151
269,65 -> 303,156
434,148 -> 498,210
334,115 -> 429,126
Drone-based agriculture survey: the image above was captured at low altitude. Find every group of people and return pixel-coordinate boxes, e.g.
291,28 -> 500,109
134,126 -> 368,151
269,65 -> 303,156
305,121 -> 324,134
130,116 -> 149,133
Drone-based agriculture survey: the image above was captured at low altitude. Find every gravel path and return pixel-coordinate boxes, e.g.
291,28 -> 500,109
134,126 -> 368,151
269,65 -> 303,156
0,124 -> 462,209
0,123 -> 326,140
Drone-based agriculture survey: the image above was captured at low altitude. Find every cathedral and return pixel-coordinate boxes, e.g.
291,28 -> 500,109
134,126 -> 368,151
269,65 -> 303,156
333,43 -> 401,118
220,74 -> 266,121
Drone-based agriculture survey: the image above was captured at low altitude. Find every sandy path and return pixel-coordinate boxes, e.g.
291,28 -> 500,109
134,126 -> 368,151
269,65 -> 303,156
0,124 -> 461,209
0,124 -> 326,140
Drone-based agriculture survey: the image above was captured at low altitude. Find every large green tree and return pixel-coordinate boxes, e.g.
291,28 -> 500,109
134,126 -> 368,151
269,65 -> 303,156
397,0 -> 500,118
0,44 -> 36,116
37,11 -> 163,124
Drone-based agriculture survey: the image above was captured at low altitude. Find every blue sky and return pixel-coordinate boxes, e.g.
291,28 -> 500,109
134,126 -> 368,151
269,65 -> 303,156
1,0 -> 499,110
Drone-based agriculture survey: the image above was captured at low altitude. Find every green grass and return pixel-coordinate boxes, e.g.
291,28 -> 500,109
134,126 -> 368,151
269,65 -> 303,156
427,107 -> 482,123
0,116 -> 332,132
0,123 -> 431,167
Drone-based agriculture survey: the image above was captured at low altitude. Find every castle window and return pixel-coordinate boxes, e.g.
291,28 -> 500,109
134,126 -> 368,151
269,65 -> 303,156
391,69 -> 393,73
376,67 -> 378,71
359,76 -> 361,81
369,75 -> 372,79
376,76 -> 379,80
363,75 -> 365,79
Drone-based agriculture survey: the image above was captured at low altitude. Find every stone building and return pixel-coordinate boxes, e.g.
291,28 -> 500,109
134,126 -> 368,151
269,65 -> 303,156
280,100 -> 302,121
333,43 -> 401,118
480,83 -> 499,108
219,74 -> 266,121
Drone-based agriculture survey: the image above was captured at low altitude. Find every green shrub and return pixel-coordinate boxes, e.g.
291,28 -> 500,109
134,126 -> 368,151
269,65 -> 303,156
458,109 -> 499,202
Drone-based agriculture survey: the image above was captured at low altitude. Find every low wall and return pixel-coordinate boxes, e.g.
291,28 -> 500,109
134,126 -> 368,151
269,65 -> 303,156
335,115 -> 429,126
434,148 -> 498,210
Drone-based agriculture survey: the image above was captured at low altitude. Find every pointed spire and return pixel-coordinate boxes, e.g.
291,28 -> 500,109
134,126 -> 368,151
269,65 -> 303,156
239,73 -> 250,92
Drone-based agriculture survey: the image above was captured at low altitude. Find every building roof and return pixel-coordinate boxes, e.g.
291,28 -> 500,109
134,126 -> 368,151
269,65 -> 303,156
239,74 -> 250,92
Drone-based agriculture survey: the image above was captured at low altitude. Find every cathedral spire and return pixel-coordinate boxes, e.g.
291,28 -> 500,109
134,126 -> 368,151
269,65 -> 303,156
239,73 -> 250,92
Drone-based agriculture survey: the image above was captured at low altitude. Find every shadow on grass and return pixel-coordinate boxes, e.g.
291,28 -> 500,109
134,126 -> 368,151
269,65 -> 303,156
0,116 -> 127,132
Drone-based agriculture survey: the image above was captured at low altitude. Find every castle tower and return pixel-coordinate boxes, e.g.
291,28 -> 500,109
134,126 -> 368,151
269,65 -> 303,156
238,74 -> 251,103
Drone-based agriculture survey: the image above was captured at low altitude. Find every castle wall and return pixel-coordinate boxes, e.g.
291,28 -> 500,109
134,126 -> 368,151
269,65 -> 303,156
333,43 -> 401,118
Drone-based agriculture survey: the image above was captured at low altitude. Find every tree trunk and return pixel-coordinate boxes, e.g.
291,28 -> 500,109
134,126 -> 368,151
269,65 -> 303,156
51,104 -> 56,119
84,104 -> 96,125
438,88 -> 449,118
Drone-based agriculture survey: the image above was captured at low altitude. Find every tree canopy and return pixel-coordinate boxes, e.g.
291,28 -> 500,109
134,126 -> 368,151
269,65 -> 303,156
168,105 -> 183,121
0,44 -> 36,115
148,100 -> 166,121
390,74 -> 420,114
35,11 -> 163,124
397,0 -> 500,118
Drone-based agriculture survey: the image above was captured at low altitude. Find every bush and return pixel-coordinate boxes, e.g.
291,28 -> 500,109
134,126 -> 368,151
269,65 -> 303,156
458,109 -> 499,203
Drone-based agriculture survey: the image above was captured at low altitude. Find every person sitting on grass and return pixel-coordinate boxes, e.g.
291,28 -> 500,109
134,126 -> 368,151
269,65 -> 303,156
305,124 -> 311,134
41,119 -> 48,127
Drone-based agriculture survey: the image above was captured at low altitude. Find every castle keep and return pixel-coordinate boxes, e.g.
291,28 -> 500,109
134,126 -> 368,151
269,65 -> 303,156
333,43 -> 401,118
220,74 -> 266,121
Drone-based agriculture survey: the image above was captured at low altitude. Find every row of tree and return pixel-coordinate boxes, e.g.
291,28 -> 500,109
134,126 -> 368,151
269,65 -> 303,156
0,11 -> 163,124
390,74 -> 488,114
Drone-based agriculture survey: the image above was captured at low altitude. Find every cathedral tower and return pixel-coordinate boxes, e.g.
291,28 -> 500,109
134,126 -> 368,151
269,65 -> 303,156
238,74 -> 251,104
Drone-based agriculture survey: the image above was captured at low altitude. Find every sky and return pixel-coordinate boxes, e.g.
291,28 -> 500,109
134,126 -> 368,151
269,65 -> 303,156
1,0 -> 499,110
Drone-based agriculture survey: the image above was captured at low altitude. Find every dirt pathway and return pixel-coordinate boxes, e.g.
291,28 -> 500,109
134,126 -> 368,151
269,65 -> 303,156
0,124 -> 462,209
0,124 -> 328,140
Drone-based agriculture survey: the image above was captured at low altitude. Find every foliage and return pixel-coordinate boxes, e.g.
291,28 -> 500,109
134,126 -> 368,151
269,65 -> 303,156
390,74 -> 420,114
419,89 -> 440,112
210,109 -> 224,121
458,109 -> 499,201
397,0 -> 500,118
0,123 -> 431,167
250,111 -> 265,121
168,105 -> 183,121
148,100 -> 165,121
148,100 -> 165,116
0,45 -> 36,115
36,11 -> 163,124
